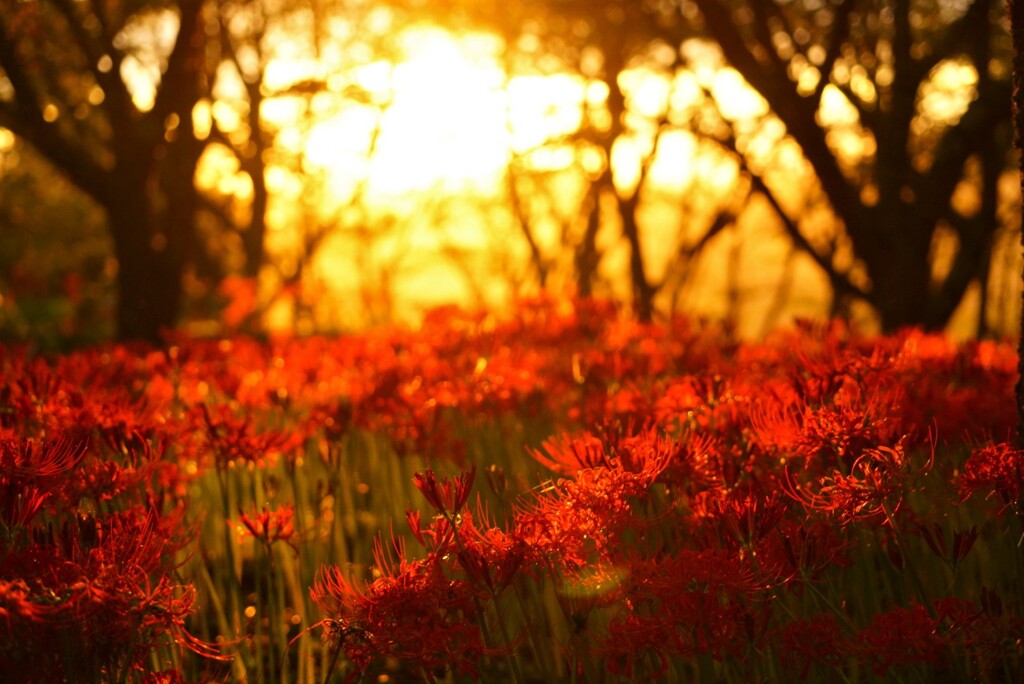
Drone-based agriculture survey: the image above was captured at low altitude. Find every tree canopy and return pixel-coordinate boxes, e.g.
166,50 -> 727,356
0,0 -> 1017,340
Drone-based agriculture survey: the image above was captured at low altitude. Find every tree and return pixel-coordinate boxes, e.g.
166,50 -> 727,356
401,1 -> 1016,330
0,0 -> 208,342
1008,0 -> 1024,445
407,1 -> 717,319
687,0 -> 1014,330
0,135 -> 112,344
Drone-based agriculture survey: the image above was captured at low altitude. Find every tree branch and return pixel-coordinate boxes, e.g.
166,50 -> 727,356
147,0 -> 205,145
811,0 -> 857,105
692,0 -> 866,245
0,14 -> 110,205
747,171 -> 866,302
49,0 -> 135,132
913,78 -> 1011,230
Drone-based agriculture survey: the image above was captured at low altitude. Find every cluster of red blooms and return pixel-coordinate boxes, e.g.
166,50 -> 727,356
0,420 -> 223,678
1,296 -> 1023,681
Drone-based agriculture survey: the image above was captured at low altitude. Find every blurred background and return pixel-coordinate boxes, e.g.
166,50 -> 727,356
0,0 -> 1019,346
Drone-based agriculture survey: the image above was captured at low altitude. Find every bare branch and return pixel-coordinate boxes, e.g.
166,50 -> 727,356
691,0 -> 866,245
0,15 -> 110,205
147,0 -> 205,143
812,0 -> 857,105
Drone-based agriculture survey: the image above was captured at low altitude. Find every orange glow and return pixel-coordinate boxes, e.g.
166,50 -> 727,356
918,59 -> 978,126
184,16 -> 1008,336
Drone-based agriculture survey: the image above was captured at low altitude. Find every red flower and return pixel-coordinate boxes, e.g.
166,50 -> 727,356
310,535 -> 490,679
412,467 -> 476,516
235,503 -> 298,550
858,603 -> 947,675
196,403 -> 293,469
710,491 -> 787,551
784,441 -> 927,525
958,442 -> 1024,507
1,508 -> 224,679
0,437 -> 86,527
776,613 -> 850,677
527,432 -> 606,477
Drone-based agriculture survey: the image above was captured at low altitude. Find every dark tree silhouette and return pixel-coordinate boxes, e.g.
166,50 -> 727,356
1008,0 -> 1024,446
404,1 -> 1016,330
0,0 -> 207,342
689,0 -> 1014,330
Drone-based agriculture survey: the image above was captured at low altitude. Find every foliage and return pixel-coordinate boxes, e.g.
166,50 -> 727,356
4,1 -> 1018,343
1,297 -> 1023,682
687,0 -> 1016,330
0,138 -> 115,347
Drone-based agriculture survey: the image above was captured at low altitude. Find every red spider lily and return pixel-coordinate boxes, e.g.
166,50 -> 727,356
80,389 -> 163,455
529,428 -> 675,486
751,378 -> 902,473
196,403 -> 294,469
0,436 -> 86,480
309,534 -> 492,681
234,503 -> 299,550
613,429 -> 679,482
654,377 -> 706,424
1,507 -> 224,679
528,432 -> 606,476
0,357 -> 83,436
892,334 -> 1018,443
753,399 -> 876,465
452,502 -> 533,594
709,491 -> 787,552
652,374 -> 751,435
958,442 -> 1024,507
412,467 -> 476,516
515,466 -> 654,570
857,603 -> 949,675
54,439 -> 181,510
0,437 -> 86,527
664,432 -> 733,491
783,440 -> 928,525
775,613 -> 850,678
600,549 -> 764,668
405,508 -> 455,553
602,612 -> 671,680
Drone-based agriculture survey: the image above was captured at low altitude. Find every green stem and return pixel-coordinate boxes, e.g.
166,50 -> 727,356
321,641 -> 343,684
216,469 -> 243,636
881,503 -> 935,619
443,508 -> 523,684
512,582 -> 556,682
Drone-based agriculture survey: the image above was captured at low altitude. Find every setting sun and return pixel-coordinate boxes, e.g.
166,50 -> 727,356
1,0 -> 1016,344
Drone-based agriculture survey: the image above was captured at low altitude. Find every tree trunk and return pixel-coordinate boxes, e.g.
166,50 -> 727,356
860,217 -> 937,331
1008,0 -> 1024,448
107,111 -> 201,343
574,182 -> 602,298
241,79 -> 268,279
109,198 -> 186,344
619,191 -> 654,321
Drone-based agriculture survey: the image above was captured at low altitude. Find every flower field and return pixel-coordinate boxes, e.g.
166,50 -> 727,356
2,298 -> 1023,683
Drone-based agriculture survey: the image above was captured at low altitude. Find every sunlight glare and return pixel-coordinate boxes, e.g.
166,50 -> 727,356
0,128 -> 16,152
114,9 -> 179,111
919,59 -> 978,126
306,26 -> 512,199
818,85 -> 859,127
620,68 -> 671,119
711,68 -> 769,121
647,130 -> 698,190
507,75 -> 587,153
